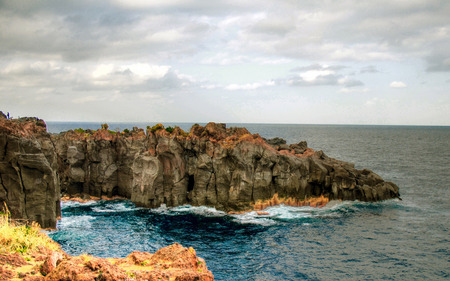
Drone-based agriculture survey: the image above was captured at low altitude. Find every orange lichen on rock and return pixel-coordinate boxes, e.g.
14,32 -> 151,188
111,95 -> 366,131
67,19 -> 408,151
0,114 -> 47,138
252,193 -> 330,211
61,194 -> 128,203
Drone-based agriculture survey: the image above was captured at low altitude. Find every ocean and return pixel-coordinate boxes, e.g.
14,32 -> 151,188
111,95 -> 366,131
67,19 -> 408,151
47,122 -> 450,280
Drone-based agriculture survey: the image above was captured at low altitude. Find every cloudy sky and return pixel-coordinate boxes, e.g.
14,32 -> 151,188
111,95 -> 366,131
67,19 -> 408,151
1,0 -> 449,125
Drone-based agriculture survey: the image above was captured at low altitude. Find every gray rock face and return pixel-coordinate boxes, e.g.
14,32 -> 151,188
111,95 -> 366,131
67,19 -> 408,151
54,123 -> 400,212
0,113 -> 60,228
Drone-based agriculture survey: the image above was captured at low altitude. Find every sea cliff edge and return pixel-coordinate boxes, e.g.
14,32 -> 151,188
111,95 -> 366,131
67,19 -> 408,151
0,111 -> 400,229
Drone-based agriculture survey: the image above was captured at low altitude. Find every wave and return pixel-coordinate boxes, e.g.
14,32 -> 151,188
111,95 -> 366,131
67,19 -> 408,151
57,215 -> 96,228
59,199 -> 404,227
91,202 -> 139,213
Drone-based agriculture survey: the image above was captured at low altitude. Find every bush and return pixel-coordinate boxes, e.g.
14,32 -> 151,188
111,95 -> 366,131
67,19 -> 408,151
74,128 -> 85,133
0,212 -> 60,254
165,126 -> 174,133
101,123 -> 109,130
150,124 -> 164,133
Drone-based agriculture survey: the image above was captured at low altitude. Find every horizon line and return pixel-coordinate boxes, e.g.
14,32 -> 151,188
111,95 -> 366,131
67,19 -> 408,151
45,120 -> 450,127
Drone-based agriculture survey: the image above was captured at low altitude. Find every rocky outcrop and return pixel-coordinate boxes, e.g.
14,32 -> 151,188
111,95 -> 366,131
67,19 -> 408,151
0,231 -> 214,281
0,112 -> 400,226
0,112 -> 60,228
40,243 -> 214,281
54,122 -> 400,212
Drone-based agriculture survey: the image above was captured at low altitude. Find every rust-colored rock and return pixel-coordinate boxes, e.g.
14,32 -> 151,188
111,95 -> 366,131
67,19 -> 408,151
3,242 -> 214,281
40,251 -> 64,276
41,243 -> 213,281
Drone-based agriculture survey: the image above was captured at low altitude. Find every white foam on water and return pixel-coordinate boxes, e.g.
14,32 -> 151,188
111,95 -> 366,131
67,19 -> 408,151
59,215 -> 96,228
61,200 -> 99,209
91,202 -> 138,213
170,205 -> 227,217
230,212 -> 277,226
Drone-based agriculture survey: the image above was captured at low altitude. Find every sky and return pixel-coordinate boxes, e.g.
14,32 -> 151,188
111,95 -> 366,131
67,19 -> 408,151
0,0 -> 449,125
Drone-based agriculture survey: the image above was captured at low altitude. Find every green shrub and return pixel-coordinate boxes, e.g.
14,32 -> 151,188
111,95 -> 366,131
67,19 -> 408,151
150,124 -> 164,133
165,126 -> 174,133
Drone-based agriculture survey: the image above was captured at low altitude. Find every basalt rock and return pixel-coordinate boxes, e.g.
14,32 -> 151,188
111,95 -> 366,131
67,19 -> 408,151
54,122 -> 400,212
0,112 -> 400,225
0,112 -> 60,228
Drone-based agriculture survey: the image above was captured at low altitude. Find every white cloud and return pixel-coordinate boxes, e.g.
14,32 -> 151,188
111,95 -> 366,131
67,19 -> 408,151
225,81 -> 275,91
390,81 -> 407,88
122,63 -> 170,79
286,64 -> 364,88
300,70 -> 334,82
339,87 -> 369,94
92,64 -> 114,78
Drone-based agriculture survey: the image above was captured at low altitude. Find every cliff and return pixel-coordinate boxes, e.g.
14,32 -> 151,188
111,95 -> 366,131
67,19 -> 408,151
53,122 -> 400,212
0,113 -> 400,228
0,112 -> 60,229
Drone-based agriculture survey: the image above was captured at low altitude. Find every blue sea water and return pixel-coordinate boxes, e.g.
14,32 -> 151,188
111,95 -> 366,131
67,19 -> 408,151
47,123 -> 450,280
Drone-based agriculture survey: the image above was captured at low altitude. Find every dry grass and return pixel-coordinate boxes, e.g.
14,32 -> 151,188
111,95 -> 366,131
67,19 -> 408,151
0,212 -> 60,254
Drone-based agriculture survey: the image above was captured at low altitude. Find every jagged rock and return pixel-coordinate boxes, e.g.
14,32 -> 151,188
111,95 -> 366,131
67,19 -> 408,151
42,243 -> 214,281
290,140 -> 308,154
264,137 -> 287,147
0,112 -> 60,228
54,122 -> 400,212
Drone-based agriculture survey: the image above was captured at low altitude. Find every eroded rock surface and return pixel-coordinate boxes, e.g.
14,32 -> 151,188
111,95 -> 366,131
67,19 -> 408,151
0,112 -> 60,228
54,122 -> 400,212
1,242 -> 214,281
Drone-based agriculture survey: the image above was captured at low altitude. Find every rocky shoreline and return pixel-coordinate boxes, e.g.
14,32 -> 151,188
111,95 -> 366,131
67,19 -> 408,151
0,217 -> 214,281
0,112 -> 400,229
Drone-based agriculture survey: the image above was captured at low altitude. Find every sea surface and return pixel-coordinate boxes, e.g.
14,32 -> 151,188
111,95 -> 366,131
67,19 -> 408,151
47,122 -> 450,280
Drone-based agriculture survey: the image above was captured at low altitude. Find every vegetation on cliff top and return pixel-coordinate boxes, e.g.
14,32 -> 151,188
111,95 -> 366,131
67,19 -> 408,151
0,210 -> 60,255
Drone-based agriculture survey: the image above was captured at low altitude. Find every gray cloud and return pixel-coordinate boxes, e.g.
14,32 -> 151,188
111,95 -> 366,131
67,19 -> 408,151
1,0 -> 449,70
360,65 -> 379,73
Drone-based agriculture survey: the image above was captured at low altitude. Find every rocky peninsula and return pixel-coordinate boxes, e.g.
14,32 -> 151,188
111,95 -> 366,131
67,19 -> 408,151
0,112 -> 400,229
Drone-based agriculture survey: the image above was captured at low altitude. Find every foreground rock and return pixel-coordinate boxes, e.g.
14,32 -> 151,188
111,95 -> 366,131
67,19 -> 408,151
54,122 -> 400,212
0,112 -> 60,228
38,243 -> 213,281
0,236 -> 213,281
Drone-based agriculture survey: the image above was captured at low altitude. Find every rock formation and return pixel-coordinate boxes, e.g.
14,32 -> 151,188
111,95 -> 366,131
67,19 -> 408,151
54,122 -> 400,212
0,112 -> 60,228
0,112 -> 400,228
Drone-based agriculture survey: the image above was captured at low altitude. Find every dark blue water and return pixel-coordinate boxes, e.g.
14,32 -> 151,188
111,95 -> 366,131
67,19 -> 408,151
47,123 -> 450,280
